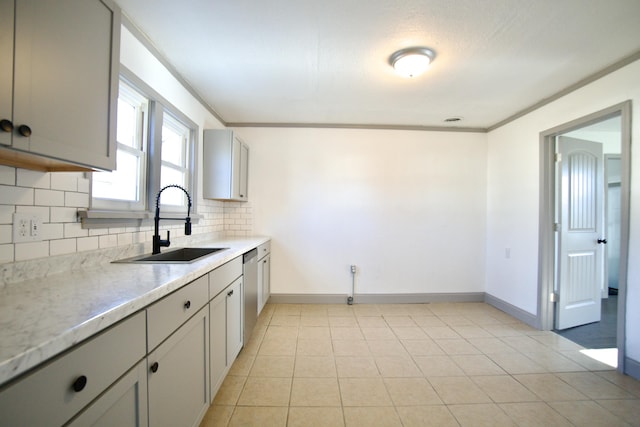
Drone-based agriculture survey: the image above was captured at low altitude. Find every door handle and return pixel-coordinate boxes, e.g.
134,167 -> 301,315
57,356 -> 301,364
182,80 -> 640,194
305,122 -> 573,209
597,239 -> 607,244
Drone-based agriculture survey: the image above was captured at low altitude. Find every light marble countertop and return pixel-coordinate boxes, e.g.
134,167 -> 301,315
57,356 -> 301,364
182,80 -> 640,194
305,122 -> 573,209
0,236 -> 269,388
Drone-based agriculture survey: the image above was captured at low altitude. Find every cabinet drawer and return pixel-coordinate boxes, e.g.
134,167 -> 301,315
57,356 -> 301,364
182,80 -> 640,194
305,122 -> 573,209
0,312 -> 145,427
257,241 -> 271,259
147,275 -> 208,351
209,256 -> 242,299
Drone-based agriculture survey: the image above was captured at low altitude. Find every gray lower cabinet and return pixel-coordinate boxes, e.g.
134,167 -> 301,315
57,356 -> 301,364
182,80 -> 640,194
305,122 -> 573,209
257,241 -> 271,315
67,360 -> 148,427
0,311 -> 146,427
147,307 -> 209,427
209,257 -> 244,401
0,248 -> 262,426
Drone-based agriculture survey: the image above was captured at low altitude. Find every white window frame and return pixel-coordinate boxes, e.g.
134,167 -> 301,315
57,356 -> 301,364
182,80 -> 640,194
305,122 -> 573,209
92,80 -> 149,212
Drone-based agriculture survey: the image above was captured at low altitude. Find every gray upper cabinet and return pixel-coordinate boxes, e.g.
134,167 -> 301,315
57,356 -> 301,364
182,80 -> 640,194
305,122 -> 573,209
0,0 -> 120,171
0,1 -> 14,149
203,129 -> 249,201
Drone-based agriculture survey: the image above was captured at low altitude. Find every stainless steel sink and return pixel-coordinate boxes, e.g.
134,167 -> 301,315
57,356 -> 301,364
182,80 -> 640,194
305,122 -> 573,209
113,247 -> 228,264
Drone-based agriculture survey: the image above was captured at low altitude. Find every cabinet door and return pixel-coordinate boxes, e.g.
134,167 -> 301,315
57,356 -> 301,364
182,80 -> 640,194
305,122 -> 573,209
148,307 -> 209,427
238,141 -> 249,200
262,255 -> 271,310
12,0 -> 119,170
67,360 -> 148,427
226,277 -> 244,363
0,0 -> 14,147
209,291 -> 227,402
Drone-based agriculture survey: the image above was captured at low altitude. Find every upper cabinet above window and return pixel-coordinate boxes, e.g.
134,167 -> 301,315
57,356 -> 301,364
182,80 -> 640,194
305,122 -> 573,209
0,0 -> 120,172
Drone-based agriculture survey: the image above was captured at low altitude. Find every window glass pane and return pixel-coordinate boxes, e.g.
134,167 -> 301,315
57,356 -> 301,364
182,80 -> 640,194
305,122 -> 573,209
161,127 -> 184,167
116,98 -> 137,148
160,166 -> 187,206
93,150 -> 141,201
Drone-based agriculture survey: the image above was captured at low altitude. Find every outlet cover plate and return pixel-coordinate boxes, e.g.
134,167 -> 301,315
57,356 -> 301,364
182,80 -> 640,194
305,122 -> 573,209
13,213 -> 42,243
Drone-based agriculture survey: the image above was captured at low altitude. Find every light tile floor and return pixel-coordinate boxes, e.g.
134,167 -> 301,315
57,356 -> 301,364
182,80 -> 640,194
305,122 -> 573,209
200,303 -> 640,427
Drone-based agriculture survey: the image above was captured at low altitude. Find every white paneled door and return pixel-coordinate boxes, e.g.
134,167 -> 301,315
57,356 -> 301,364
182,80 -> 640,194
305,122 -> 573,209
556,136 -> 604,330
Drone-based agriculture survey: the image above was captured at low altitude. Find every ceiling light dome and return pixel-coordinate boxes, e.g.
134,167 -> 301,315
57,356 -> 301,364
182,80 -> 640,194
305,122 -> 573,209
389,47 -> 436,78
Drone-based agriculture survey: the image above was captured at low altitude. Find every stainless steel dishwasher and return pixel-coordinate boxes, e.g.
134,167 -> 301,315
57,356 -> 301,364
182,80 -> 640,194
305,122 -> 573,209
243,249 -> 258,344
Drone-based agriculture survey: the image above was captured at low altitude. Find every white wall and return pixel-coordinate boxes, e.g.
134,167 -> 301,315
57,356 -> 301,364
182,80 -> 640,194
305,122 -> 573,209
235,127 -> 487,296
486,59 -> 640,364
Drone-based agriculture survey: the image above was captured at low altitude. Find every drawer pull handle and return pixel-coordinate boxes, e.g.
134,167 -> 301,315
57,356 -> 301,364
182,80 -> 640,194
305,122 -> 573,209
72,375 -> 88,392
184,300 -> 191,309
0,119 -> 13,133
227,290 -> 234,297
18,124 -> 32,137
150,362 -> 159,373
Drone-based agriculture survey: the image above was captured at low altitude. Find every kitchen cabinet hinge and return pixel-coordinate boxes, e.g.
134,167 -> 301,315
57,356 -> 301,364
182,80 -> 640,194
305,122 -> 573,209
550,292 -> 558,302
555,153 -> 562,162
553,223 -> 560,232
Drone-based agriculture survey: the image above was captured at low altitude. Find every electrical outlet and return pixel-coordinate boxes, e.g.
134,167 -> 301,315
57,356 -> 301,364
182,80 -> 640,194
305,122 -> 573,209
30,218 -> 40,237
13,213 -> 42,243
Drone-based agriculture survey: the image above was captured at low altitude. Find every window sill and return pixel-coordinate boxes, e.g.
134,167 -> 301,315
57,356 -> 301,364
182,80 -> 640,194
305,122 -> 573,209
78,210 -> 202,229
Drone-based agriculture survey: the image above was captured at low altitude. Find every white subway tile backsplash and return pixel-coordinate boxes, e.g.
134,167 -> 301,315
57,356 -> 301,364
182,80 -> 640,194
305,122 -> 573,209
50,173 -> 78,191
15,205 -> 50,222
0,185 -> 34,205
77,176 -> 90,193
0,244 -> 13,263
99,234 -> 118,248
0,224 -> 12,244
15,241 -> 49,261
16,169 -> 50,189
51,207 -> 78,223
50,238 -> 77,256
77,236 -> 99,252
64,192 -> 89,208
117,233 -> 132,246
34,189 -> 64,206
89,228 -> 109,236
0,166 -> 15,186
40,223 -> 64,241
64,223 -> 88,238
0,205 -> 14,224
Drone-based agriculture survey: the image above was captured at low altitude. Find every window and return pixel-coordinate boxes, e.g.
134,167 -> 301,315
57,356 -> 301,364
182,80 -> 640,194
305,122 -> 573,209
92,81 -> 148,211
160,112 -> 191,210
89,76 -> 197,218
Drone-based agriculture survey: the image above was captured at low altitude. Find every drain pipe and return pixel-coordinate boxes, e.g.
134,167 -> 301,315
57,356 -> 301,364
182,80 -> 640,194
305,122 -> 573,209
348,265 -> 356,305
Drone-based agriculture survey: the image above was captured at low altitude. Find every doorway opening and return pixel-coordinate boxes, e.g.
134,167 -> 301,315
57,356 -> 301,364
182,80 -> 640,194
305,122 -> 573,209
538,101 -> 631,373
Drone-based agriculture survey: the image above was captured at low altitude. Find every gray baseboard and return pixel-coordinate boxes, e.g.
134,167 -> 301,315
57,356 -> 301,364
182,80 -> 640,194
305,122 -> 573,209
625,356 -> 640,380
484,293 -> 538,328
268,292 -> 485,305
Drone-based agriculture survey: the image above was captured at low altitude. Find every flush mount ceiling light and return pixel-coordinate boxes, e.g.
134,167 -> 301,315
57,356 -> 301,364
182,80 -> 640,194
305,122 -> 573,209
389,47 -> 436,78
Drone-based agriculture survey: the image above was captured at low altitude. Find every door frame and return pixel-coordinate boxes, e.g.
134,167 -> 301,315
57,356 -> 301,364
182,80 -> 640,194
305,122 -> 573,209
538,100 -> 631,373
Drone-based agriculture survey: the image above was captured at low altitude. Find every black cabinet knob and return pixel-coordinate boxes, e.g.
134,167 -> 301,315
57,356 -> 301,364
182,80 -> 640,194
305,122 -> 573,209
18,125 -> 31,137
227,290 -> 234,297
72,375 -> 88,392
0,119 -> 13,133
597,239 -> 608,244
184,300 -> 191,309
150,362 -> 159,373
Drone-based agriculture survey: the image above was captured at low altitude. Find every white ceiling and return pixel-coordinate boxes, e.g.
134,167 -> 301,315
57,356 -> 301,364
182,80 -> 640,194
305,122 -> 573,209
114,0 -> 640,130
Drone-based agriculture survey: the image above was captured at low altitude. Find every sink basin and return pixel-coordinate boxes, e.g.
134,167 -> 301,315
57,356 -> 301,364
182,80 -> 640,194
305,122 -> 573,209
114,247 -> 228,264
